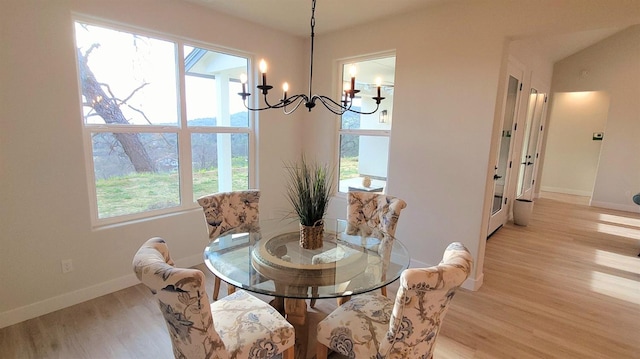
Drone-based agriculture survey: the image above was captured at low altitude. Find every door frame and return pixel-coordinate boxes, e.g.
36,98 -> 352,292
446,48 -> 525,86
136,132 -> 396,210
488,58 -> 525,236
516,77 -> 549,201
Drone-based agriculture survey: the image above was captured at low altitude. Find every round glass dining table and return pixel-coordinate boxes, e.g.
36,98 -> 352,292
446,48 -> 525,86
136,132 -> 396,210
203,218 -> 410,357
204,218 -> 409,301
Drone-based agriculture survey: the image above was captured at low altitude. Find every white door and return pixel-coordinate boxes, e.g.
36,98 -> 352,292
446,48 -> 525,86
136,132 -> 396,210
488,61 -> 524,236
516,84 -> 547,201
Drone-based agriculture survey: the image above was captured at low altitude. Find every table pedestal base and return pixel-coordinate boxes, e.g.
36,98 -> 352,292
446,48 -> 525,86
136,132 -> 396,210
269,297 -> 309,358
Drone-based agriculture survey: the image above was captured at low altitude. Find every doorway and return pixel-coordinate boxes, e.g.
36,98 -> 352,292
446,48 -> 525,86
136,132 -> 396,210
538,91 -> 609,199
488,60 -> 524,236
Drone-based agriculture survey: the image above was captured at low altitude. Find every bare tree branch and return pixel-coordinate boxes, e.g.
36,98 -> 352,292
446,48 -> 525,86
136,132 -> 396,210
120,82 -> 150,104
77,45 -> 157,173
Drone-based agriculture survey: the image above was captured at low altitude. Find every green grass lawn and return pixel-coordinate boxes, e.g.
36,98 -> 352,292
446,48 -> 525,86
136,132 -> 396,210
96,157 -> 358,218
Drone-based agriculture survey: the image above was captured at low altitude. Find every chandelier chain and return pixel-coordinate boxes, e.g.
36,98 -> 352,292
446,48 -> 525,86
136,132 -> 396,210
308,0 -> 316,100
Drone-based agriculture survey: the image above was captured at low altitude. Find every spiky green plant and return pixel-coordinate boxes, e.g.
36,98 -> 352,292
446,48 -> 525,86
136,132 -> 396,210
284,156 -> 334,226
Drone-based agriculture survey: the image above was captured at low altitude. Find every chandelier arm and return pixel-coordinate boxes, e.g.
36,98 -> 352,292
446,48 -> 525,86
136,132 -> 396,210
345,103 -> 381,115
261,93 -> 276,109
282,96 -> 308,115
314,95 -> 382,115
242,100 -> 279,112
278,94 -> 309,110
242,94 -> 310,112
243,95 -> 287,111
313,95 -> 349,115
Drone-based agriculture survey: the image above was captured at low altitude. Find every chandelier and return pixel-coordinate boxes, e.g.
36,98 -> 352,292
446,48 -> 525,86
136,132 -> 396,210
237,0 -> 385,115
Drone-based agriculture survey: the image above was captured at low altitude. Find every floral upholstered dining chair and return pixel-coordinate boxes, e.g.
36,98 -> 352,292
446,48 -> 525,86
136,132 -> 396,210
310,192 -> 407,308
346,191 -> 407,297
133,237 -> 295,359
346,191 -> 407,240
316,242 -> 473,359
197,190 -> 260,299
197,190 -> 261,239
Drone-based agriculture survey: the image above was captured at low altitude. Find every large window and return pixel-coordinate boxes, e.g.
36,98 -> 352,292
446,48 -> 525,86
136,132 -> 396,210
74,20 -> 252,225
338,55 -> 395,193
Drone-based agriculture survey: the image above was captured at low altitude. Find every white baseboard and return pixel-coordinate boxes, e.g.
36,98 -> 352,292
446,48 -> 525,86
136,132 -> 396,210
465,272 -> 483,291
0,273 -> 139,329
0,254 -> 204,329
589,200 -> 640,213
540,186 -> 592,197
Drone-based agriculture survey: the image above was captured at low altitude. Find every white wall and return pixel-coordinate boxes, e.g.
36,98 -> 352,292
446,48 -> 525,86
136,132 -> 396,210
543,25 -> 640,212
0,0 -> 305,328
541,91 -> 610,196
1,0 -> 639,328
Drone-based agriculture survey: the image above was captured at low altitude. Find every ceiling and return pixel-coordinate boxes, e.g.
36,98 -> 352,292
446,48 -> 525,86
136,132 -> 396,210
186,0 -> 628,63
513,27 -> 627,63
187,0 -> 450,37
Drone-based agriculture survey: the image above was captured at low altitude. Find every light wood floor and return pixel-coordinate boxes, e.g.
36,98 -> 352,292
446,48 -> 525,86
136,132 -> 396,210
1,195 -> 639,358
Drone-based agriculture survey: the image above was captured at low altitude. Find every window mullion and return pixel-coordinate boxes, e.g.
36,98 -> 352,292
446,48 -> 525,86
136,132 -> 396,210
339,129 -> 391,137
177,41 -> 194,205
85,125 -> 179,133
189,126 -> 250,134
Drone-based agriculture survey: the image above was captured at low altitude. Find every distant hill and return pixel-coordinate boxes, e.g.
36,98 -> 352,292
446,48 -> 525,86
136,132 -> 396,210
188,112 -> 248,127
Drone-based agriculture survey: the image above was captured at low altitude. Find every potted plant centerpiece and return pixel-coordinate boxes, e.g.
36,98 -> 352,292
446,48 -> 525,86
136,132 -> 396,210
285,156 -> 334,249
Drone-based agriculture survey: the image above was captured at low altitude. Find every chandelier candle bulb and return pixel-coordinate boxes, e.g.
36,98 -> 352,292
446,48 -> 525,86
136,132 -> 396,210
376,77 -> 382,98
240,73 -> 247,94
343,83 -> 350,104
259,59 -> 267,86
283,82 -> 289,100
349,65 -> 356,94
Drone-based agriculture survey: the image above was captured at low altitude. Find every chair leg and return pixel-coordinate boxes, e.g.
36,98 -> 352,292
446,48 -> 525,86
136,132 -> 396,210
282,346 -> 295,359
213,275 -> 221,300
316,343 -> 328,359
336,296 -> 351,306
227,285 -> 236,295
310,286 -> 318,308
381,286 -> 387,297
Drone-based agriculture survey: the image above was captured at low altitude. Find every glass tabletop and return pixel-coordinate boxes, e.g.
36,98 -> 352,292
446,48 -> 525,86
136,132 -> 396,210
203,218 -> 410,300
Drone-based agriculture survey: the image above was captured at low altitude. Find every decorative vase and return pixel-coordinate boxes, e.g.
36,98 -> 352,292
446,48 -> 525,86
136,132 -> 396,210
513,199 -> 534,226
299,220 -> 324,249
362,176 -> 372,188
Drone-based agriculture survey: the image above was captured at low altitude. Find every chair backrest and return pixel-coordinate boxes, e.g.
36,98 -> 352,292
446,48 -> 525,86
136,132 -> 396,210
380,242 -> 473,358
132,237 -> 226,359
197,190 -> 260,240
346,191 -> 407,239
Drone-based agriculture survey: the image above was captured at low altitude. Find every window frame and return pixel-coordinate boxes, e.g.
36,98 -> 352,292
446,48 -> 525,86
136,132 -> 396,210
73,16 -> 256,227
335,52 -> 395,195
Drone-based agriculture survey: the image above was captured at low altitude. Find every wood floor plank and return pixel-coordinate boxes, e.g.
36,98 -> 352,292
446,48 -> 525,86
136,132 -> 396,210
1,193 -> 638,358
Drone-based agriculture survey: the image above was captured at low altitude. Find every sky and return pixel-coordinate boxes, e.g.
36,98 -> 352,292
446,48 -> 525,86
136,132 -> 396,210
74,21 -> 246,125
